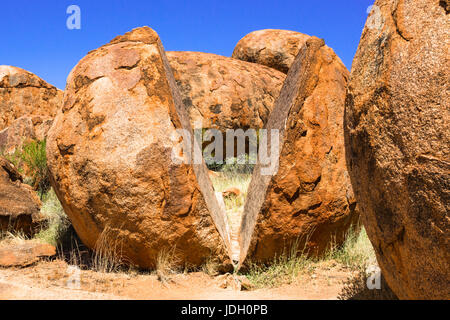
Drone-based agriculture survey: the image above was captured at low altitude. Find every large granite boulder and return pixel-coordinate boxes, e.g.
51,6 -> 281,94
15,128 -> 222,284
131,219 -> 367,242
167,51 -> 285,131
0,66 -> 62,131
232,29 -> 311,74
344,0 -> 449,299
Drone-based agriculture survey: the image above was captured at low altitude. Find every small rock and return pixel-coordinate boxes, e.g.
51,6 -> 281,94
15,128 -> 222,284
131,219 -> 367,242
0,240 -> 56,268
216,273 -> 253,291
222,188 -> 241,198
237,275 -> 253,291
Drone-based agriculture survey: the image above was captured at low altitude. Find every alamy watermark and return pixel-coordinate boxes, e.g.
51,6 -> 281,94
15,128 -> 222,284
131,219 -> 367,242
66,5 -> 81,30
171,126 -> 280,176
366,264 -> 382,290
66,265 -> 81,289
366,5 -> 384,31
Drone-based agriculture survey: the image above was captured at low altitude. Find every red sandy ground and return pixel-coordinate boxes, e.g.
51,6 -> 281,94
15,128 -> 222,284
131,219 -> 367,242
0,259 -> 356,300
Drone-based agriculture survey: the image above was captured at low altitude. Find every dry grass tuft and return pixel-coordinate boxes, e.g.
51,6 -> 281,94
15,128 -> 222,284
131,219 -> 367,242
155,247 -> 182,285
241,227 -> 379,290
201,256 -> 221,276
325,227 -> 376,271
35,189 -> 71,246
0,230 -> 29,246
156,247 -> 181,275
92,227 -> 125,273
242,239 -> 316,289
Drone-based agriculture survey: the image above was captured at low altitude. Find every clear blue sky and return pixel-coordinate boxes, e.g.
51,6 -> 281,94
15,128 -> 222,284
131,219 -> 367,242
1,0 -> 374,89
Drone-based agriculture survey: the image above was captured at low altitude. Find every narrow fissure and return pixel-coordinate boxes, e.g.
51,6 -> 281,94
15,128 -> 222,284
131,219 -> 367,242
209,167 -> 252,263
199,128 -> 256,264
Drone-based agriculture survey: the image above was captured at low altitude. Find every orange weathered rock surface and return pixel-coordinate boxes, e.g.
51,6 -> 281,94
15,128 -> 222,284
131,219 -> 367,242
46,27 -> 232,269
0,240 -> 55,267
232,29 -> 311,74
0,66 -> 62,131
345,0 -> 449,299
240,37 -> 359,264
46,26 -> 359,271
168,51 -> 285,131
0,157 -> 42,235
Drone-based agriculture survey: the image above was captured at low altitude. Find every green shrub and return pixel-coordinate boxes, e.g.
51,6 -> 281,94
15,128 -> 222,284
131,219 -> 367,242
220,154 -> 256,174
20,140 -> 50,197
204,155 -> 224,171
1,140 -> 50,198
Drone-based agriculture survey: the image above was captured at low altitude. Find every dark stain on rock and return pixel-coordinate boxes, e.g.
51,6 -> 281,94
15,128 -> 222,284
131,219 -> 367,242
57,143 -> 75,156
292,201 -> 323,217
183,97 -> 193,109
209,104 -> 222,114
439,0 -> 450,13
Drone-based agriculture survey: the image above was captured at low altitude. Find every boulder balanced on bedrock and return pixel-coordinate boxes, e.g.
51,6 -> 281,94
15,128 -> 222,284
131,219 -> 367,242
232,29 -> 311,74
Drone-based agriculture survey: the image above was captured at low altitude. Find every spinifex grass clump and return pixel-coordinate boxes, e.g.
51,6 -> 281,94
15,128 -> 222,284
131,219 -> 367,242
205,154 -> 257,175
0,139 -> 50,197
326,227 -> 376,270
92,227 -> 126,273
242,241 -> 315,288
20,140 -> 49,197
35,189 -> 72,247
240,227 -> 376,289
